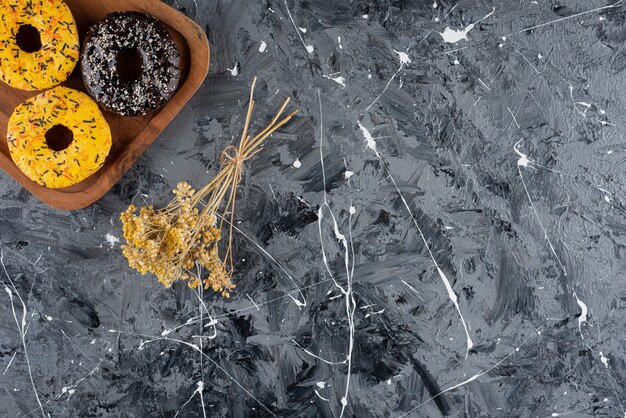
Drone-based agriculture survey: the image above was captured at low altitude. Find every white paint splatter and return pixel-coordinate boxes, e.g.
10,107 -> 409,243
358,125 -> 474,357
362,14 -> 368,19
506,1 -> 622,36
439,7 -> 495,43
573,292 -> 589,339
59,360 -> 100,401
337,36 -> 343,49
600,352 -> 609,368
401,279 -> 425,301
216,216 -> 307,309
569,83 -> 593,116
514,140 -> 531,167
61,387 -> 75,396
514,141 -> 567,276
293,159 -> 302,168
398,327 -> 542,417
314,90 -> 357,418
2,352 -> 16,375
344,170 -> 354,179
364,308 -> 385,318
2,249 -> 45,417
394,49 -> 412,65
226,63 -> 239,76
105,233 -> 119,249
364,50 -> 410,111
315,389 -> 330,401
357,122 -> 380,157
259,41 -> 267,52
284,0 -> 313,56
437,266 -> 474,357
508,106 -> 521,129
323,73 -> 346,87
175,380 -> 207,418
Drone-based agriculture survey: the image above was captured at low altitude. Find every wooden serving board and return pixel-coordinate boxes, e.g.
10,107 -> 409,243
0,0 -> 210,210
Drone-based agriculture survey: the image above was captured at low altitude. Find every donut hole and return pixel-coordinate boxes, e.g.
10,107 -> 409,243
16,25 -> 42,53
116,48 -> 144,83
45,125 -> 74,152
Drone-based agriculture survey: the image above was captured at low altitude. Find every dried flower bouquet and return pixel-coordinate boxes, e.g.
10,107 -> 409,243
120,78 -> 297,296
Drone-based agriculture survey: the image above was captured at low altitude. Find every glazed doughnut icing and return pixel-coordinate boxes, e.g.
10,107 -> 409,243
81,12 -> 181,116
7,87 -> 112,189
0,0 -> 80,91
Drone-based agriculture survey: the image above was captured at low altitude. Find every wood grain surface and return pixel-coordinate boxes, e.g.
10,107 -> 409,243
0,0 -> 210,210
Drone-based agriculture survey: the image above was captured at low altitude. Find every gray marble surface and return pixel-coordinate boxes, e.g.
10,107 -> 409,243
1,0 -> 626,417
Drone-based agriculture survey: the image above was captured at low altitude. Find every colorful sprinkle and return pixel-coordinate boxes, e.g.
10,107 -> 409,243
7,87 -> 112,189
0,0 -> 79,91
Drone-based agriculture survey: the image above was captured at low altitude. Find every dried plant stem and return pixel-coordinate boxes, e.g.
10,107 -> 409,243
185,78 -> 297,274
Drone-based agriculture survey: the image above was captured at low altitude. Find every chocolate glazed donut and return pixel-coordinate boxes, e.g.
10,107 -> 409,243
81,12 -> 181,116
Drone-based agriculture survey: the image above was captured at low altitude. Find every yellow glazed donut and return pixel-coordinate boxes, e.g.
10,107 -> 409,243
7,86 -> 112,189
0,0 -> 80,91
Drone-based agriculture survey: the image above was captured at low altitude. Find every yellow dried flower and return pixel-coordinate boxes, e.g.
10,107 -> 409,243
120,78 -> 297,297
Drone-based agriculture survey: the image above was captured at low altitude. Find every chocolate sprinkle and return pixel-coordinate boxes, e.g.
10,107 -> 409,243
80,12 -> 181,116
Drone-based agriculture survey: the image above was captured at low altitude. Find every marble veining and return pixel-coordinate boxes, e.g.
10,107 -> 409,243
1,0 -> 626,417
